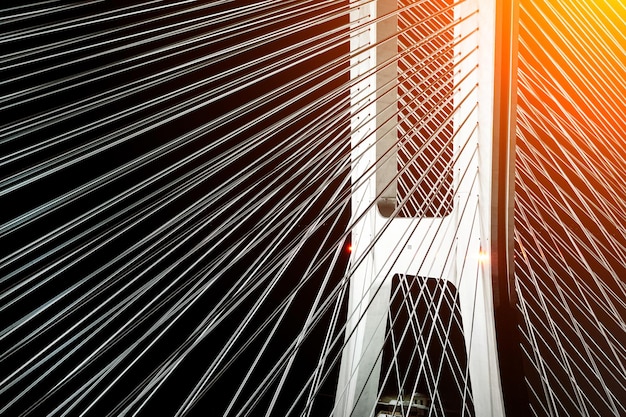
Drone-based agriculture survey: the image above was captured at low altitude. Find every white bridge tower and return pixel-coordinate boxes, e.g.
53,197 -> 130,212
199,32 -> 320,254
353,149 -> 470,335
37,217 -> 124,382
337,1 -> 517,416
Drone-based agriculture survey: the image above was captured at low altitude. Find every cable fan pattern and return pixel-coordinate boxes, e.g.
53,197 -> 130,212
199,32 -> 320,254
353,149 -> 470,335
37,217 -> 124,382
515,0 -> 626,416
1,1 -> 624,416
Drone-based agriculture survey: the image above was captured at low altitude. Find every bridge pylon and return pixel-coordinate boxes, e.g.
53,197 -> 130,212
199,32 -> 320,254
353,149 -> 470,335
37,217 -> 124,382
335,1 -> 509,416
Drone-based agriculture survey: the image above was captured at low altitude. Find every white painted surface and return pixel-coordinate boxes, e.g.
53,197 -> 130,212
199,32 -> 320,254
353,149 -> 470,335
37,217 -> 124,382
336,1 -> 505,416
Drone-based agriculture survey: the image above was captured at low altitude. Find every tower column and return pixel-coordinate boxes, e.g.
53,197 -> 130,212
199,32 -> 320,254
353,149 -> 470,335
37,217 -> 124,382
337,1 -> 509,416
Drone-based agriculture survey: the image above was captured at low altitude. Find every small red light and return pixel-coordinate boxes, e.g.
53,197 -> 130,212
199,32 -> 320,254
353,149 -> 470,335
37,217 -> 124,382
347,244 -> 353,253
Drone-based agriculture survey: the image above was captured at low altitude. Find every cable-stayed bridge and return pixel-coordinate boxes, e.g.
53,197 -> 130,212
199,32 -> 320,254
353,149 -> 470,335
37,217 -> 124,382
1,1 -> 624,416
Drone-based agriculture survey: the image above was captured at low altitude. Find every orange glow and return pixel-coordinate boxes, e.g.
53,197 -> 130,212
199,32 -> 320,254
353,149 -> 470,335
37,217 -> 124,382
478,250 -> 489,263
